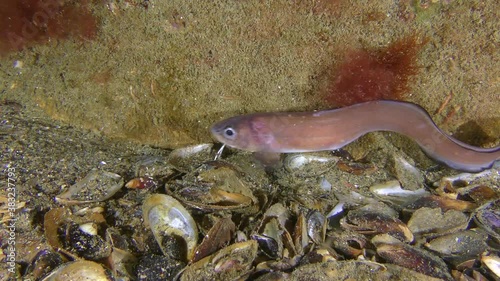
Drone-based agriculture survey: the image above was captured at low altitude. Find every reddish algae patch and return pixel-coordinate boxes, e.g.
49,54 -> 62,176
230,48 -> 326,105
0,0 -> 99,56
323,35 -> 426,107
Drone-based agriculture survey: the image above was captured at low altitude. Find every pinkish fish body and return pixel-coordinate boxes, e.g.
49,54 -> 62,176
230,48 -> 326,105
211,100 -> 499,172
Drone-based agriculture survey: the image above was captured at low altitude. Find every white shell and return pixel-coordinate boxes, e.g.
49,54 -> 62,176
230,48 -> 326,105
168,144 -> 213,172
284,153 -> 339,177
285,154 -> 338,170
370,180 -> 429,197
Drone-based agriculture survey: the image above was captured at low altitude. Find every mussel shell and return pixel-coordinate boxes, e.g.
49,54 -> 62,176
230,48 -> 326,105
328,230 -> 367,258
376,243 -> 453,281
25,249 -> 64,280
306,210 -> 326,244
370,180 -> 429,206
166,163 -> 259,213
474,199 -> 500,242
142,194 -> 198,261
55,169 -> 124,205
372,234 -> 453,281
41,260 -> 114,281
290,260 -> 444,281
168,143 -> 213,172
284,153 -> 339,178
192,217 -> 236,262
407,207 -> 470,235
180,240 -> 258,281
424,229 -> 488,258
252,233 -> 281,259
341,205 -> 413,242
391,155 -> 424,191
481,254 -> 500,278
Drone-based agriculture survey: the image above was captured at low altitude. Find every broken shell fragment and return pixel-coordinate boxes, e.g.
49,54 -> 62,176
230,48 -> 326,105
79,222 -> 98,236
132,155 -> 177,179
55,169 -> 124,205
459,185 -> 499,204
336,161 -> 377,175
142,194 -> 198,261
107,247 -> 138,280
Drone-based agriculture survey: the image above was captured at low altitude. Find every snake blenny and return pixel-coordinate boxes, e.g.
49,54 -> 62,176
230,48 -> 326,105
211,100 -> 499,172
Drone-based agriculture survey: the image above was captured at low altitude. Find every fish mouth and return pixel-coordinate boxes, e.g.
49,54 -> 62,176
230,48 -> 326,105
209,121 -> 226,142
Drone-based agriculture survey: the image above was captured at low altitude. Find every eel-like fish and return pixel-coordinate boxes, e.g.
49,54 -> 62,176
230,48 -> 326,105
211,100 -> 499,172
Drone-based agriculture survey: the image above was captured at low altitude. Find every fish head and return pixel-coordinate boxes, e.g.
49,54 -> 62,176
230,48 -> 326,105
211,114 -> 275,152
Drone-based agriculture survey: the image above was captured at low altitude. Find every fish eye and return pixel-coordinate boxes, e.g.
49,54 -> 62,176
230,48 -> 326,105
223,127 -> 236,140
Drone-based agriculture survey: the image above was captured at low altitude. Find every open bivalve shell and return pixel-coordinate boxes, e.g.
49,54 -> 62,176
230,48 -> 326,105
142,194 -> 198,261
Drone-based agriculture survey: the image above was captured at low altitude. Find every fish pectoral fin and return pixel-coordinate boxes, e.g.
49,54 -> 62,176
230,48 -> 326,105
253,152 -> 282,169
